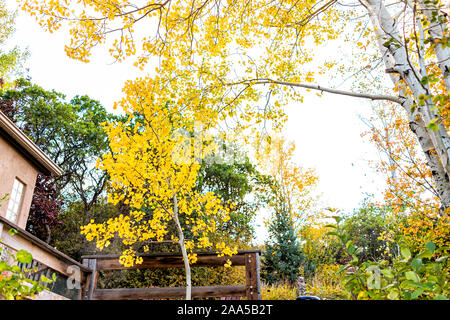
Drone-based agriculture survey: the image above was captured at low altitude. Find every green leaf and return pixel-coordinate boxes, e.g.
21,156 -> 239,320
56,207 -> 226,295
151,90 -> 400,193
0,260 -> 7,272
403,291 -> 412,300
345,240 -> 352,249
433,295 -> 447,300
427,121 -> 439,131
337,265 -> 347,274
405,271 -> 420,282
348,244 -> 356,255
9,279 -> 20,288
400,245 -> 411,260
331,216 -> 341,223
381,269 -> 394,278
16,249 -> 33,264
410,282 -> 433,290
411,289 -> 424,299
425,241 -> 436,253
417,250 -> 433,259
435,246 -> 450,253
420,76 -> 429,85
411,258 -> 422,271
8,228 -> 18,236
387,290 -> 399,300
40,275 -> 52,284
11,265 -> 21,273
342,234 -> 350,243
383,38 -> 395,48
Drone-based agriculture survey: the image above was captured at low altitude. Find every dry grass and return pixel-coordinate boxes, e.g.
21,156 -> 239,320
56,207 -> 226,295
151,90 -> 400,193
260,282 -> 297,300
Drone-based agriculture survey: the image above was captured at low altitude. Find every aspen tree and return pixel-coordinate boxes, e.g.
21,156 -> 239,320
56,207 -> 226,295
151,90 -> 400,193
18,0 -> 449,208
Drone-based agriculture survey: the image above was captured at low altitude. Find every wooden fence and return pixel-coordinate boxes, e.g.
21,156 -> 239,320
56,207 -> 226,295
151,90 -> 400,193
1,214 -> 261,301
81,250 -> 261,300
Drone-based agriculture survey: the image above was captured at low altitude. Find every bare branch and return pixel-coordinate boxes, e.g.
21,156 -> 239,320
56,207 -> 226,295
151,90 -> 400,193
234,78 -> 404,104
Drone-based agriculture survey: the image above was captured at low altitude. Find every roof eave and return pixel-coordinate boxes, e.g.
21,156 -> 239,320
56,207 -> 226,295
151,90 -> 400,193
0,111 -> 63,177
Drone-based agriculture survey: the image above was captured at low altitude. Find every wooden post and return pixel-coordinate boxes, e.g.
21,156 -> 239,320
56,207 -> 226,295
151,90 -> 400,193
82,258 -> 98,300
81,259 -> 90,300
245,252 -> 261,300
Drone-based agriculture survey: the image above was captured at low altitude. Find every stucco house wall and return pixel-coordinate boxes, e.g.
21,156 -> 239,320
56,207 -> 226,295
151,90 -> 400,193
0,136 -> 39,229
0,110 -> 62,230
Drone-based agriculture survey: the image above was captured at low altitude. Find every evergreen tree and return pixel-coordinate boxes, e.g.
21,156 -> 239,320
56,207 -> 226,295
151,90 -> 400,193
262,198 -> 304,285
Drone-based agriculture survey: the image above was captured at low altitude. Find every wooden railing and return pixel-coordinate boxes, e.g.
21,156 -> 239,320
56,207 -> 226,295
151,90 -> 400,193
1,214 -> 261,301
0,215 -> 92,300
81,250 -> 261,300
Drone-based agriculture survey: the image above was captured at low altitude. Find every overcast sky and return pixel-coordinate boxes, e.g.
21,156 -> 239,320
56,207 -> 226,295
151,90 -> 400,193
5,1 -> 388,243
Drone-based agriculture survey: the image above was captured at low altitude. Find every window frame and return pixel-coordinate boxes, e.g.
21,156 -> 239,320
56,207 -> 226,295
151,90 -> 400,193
5,178 -> 26,224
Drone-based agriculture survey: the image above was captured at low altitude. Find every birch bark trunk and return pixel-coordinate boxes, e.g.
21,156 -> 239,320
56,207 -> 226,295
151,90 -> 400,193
172,193 -> 192,300
404,97 -> 450,209
361,0 -> 450,210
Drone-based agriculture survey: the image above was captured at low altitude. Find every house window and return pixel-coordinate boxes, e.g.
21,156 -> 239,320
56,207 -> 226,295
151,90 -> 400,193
5,178 -> 25,223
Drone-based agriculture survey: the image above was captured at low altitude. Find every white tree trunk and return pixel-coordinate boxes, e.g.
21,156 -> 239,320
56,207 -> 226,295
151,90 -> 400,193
361,0 -> 450,210
404,97 -> 450,209
172,193 -> 192,300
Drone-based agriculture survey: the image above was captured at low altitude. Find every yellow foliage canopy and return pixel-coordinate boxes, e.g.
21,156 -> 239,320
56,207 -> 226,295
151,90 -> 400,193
256,135 -> 319,223
80,87 -> 237,267
18,0 -> 340,131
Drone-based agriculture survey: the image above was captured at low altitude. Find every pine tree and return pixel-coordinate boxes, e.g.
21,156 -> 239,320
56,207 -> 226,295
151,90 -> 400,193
262,199 -> 304,285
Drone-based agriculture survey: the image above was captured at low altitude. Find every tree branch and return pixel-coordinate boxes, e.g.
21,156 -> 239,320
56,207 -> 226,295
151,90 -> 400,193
238,78 -> 404,104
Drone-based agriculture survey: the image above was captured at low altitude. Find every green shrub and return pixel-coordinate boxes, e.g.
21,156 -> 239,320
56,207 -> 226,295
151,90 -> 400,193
328,216 -> 449,300
305,264 -> 345,300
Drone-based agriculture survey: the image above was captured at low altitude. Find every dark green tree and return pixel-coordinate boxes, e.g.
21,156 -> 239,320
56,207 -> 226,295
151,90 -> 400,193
195,144 -> 261,246
0,79 -> 123,242
340,200 -> 399,263
51,199 -> 130,261
262,191 -> 304,285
